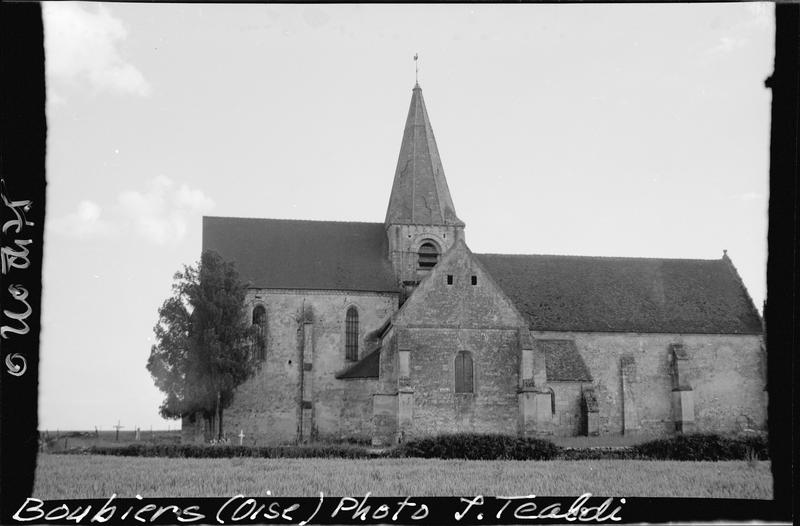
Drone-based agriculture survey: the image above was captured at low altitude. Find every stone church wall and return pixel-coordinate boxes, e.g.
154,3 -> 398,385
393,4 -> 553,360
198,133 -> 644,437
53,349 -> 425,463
403,327 -> 520,438
533,331 -> 766,437
386,224 -> 462,284
336,378 -> 379,440
380,242 -> 535,440
549,382 -> 591,436
183,288 -> 397,445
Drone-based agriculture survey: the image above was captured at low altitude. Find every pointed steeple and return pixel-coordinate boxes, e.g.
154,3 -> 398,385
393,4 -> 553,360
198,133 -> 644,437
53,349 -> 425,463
385,84 -> 463,226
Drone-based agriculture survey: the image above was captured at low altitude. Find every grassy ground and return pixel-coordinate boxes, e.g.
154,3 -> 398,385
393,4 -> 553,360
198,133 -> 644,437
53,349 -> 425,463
34,454 -> 772,499
550,434 -> 654,449
40,430 -> 181,452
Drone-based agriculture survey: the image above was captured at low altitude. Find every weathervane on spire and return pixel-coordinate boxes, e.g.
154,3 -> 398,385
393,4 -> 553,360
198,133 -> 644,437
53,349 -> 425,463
414,53 -> 419,85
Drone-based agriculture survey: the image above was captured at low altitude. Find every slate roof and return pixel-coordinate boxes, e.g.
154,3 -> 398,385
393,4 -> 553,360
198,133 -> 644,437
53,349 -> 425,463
336,349 -> 380,379
476,253 -> 763,335
384,84 -> 463,226
534,339 -> 593,382
202,217 -> 397,292
203,217 -> 762,335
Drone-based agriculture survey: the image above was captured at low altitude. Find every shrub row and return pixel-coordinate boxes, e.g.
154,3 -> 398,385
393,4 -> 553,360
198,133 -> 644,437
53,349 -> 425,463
631,433 -> 769,461
397,433 -> 561,460
57,433 -> 768,461
65,443 -> 374,459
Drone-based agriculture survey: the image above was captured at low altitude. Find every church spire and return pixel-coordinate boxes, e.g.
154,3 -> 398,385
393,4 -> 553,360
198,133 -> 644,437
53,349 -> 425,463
385,84 -> 463,227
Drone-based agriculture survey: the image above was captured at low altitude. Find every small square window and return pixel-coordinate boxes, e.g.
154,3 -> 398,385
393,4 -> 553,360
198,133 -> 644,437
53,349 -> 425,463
471,275 -> 477,285
447,275 -> 453,285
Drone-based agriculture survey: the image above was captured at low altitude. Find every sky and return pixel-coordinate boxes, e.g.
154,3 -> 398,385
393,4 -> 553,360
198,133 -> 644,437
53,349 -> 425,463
40,3 -> 774,431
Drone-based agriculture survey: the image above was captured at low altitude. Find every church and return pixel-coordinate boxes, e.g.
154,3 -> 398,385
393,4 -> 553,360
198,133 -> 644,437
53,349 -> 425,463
183,83 -> 765,446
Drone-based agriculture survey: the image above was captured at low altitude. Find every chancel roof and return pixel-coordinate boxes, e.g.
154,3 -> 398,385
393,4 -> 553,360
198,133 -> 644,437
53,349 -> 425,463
476,253 -> 763,335
202,217 -> 397,293
534,339 -> 593,382
335,349 -> 381,379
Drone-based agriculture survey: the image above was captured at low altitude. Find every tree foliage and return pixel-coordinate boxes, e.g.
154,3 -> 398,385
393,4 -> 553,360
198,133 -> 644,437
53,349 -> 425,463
147,250 -> 257,436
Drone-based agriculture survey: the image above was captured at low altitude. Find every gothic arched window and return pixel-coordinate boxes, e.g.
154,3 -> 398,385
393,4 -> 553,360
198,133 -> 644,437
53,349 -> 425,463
454,351 -> 474,393
345,307 -> 359,361
418,242 -> 439,270
251,305 -> 267,361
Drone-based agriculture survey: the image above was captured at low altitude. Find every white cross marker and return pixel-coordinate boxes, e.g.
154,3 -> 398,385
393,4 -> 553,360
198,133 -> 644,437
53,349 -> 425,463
238,429 -> 245,446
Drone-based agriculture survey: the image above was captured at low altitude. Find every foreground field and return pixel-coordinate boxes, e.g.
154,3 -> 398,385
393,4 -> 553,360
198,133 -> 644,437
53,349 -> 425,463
34,454 -> 772,499
41,430 -> 181,452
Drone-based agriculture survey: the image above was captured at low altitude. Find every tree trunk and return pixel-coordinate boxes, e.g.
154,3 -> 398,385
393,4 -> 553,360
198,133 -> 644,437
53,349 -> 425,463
216,390 -> 223,440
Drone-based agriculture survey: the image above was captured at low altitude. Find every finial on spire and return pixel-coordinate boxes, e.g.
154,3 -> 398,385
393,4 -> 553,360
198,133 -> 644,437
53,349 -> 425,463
414,53 -> 419,86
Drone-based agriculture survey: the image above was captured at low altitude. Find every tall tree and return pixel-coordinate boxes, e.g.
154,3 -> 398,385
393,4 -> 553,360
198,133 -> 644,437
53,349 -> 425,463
147,250 -> 258,439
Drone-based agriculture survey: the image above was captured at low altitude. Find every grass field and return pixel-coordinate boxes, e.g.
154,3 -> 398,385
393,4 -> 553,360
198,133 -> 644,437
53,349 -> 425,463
40,430 -> 181,452
33,454 -> 772,499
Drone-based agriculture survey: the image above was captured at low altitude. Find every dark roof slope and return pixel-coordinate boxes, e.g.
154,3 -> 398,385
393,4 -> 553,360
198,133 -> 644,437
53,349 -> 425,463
336,349 -> 380,379
476,254 -> 762,334
385,84 -> 463,226
534,339 -> 592,382
203,217 -> 397,292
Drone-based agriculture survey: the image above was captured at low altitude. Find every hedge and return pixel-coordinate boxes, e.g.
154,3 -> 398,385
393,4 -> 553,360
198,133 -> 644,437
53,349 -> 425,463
631,433 -> 768,461
397,433 -> 560,460
55,433 -> 768,461
62,443 -> 374,459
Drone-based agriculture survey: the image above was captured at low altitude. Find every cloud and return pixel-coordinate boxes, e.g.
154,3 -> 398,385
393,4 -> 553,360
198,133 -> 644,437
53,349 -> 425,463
707,35 -> 748,56
48,200 -> 116,239
43,3 -> 151,96
744,2 -> 773,30
49,178 -> 215,244
302,7 -> 331,29
118,176 -> 215,245
703,3 -> 772,59
737,192 -> 764,202
175,183 -> 216,211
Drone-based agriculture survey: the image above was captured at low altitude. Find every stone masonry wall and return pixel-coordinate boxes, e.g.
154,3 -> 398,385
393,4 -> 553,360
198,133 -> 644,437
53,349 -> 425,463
183,289 -> 397,445
386,224 -> 463,285
405,328 -> 520,438
550,382 -> 590,436
338,378 -> 379,440
533,331 -> 766,437
385,241 -> 530,439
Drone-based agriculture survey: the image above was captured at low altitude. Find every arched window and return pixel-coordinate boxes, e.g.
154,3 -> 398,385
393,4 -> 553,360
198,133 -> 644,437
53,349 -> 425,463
345,307 -> 359,361
251,305 -> 267,361
418,242 -> 439,269
454,351 -> 474,393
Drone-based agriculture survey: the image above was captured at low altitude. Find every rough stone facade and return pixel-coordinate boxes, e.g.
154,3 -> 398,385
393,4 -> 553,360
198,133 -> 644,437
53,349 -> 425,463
374,242 -> 528,442
189,82 -> 766,445
532,331 -> 766,436
184,289 -> 396,444
386,224 -> 464,286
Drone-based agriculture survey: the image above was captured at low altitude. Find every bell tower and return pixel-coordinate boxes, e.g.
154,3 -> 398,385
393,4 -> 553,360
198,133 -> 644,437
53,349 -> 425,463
385,83 -> 465,296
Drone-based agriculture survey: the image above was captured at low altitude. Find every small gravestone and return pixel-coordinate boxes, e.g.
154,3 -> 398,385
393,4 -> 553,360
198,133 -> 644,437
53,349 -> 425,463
113,421 -> 124,441
238,430 -> 245,446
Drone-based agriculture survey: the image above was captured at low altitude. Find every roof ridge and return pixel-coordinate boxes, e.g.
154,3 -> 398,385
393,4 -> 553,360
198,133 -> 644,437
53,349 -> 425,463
475,252 -> 723,263
721,252 -> 764,323
204,215 -> 383,226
